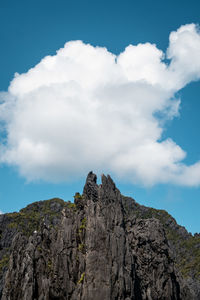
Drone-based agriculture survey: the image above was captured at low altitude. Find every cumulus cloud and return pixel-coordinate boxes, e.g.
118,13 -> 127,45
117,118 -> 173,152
0,24 -> 200,186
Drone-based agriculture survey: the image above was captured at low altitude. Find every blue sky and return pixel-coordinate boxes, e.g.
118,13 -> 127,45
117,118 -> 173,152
0,0 -> 200,234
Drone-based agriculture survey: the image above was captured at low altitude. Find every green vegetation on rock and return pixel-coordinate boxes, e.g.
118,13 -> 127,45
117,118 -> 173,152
127,201 -> 200,280
6,198 -> 66,237
77,272 -> 85,284
78,243 -> 85,253
74,192 -> 83,200
0,255 -> 9,272
79,217 -> 87,233
67,202 -> 77,210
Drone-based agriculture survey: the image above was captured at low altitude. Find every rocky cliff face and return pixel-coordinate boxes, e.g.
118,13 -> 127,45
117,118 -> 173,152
0,172 -> 200,299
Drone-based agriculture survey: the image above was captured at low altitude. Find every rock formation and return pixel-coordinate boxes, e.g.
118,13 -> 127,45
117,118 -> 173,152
0,172 -> 200,299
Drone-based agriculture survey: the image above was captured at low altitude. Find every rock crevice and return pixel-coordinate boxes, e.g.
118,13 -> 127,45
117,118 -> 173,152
0,172 -> 199,299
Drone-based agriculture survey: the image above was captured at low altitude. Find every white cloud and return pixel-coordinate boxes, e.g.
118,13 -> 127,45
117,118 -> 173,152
0,24 -> 200,186
0,210 -> 3,215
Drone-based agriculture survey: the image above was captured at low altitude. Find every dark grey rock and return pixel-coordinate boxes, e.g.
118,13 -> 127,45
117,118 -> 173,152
0,172 -> 199,299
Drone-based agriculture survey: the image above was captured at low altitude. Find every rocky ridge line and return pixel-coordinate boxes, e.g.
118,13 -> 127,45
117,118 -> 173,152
0,172 -> 199,299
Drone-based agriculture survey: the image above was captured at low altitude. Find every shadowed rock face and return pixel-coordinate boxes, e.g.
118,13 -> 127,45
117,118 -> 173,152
0,172 -> 199,299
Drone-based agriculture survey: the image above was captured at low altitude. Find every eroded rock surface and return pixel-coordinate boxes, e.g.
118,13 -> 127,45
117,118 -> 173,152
0,172 -> 199,299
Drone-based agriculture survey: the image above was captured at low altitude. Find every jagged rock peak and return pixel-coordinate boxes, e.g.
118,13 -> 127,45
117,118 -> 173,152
85,171 -> 97,185
0,172 -> 200,299
101,173 -> 116,190
83,172 -> 118,202
83,171 -> 98,200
